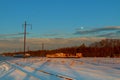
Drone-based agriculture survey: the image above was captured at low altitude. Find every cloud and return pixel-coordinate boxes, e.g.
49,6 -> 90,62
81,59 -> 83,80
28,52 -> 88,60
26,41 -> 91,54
74,26 -> 120,35
42,33 -> 61,37
116,31 -> 120,34
1,26 -> 120,53
96,30 -> 120,38
0,32 -> 30,38
40,33 -> 71,38
74,26 -> 120,38
0,33 -> 23,37
0,37 -> 104,53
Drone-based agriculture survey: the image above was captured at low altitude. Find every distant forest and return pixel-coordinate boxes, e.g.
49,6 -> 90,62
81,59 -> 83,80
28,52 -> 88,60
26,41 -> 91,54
3,39 -> 120,57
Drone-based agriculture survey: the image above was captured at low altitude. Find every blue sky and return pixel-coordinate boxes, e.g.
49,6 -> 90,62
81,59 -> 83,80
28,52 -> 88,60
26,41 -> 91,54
0,0 -> 120,53
0,0 -> 120,38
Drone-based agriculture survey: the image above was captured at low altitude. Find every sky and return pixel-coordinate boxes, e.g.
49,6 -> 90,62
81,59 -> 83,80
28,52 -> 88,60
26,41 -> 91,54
0,0 -> 120,53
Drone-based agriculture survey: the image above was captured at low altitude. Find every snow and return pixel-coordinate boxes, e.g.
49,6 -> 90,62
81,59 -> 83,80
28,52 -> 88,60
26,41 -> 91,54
0,57 -> 120,80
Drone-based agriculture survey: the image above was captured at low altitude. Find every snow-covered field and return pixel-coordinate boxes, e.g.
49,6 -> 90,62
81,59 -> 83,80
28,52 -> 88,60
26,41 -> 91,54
0,57 -> 120,80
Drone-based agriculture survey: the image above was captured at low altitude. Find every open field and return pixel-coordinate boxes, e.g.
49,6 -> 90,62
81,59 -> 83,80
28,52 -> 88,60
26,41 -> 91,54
0,57 -> 120,80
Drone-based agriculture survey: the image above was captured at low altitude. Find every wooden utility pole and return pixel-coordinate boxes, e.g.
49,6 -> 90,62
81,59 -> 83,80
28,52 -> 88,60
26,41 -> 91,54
42,43 -> 44,51
23,21 -> 32,57
41,43 -> 45,57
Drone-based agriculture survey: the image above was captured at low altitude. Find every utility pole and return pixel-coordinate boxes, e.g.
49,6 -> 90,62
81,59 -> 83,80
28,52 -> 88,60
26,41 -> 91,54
42,43 -> 44,51
42,43 -> 45,57
23,21 -> 32,57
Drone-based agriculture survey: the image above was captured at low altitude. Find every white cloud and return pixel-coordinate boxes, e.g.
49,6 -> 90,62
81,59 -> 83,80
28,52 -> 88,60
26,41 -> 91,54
74,26 -> 120,38
0,37 -> 105,53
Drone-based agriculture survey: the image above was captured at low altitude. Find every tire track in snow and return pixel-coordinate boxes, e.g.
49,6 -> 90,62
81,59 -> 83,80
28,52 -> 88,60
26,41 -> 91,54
11,60 -> 74,80
5,61 -> 47,80
0,62 -> 15,77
